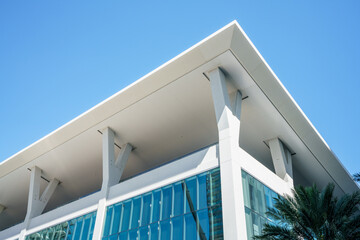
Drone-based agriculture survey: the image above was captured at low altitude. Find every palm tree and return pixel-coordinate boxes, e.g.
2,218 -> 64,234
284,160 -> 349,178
255,183 -> 360,240
354,172 -> 360,182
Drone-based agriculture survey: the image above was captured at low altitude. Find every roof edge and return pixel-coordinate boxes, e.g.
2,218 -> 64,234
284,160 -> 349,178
229,22 -> 358,193
0,21 -> 237,178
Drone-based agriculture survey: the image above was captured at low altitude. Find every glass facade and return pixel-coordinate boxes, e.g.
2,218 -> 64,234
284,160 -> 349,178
242,170 -> 279,240
103,168 -> 223,240
25,211 -> 96,240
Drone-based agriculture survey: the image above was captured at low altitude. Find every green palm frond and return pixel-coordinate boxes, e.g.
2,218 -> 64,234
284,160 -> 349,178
256,183 -> 360,240
353,173 -> 360,182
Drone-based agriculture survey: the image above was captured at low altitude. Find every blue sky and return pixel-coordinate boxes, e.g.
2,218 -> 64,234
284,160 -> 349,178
0,1 -> 359,176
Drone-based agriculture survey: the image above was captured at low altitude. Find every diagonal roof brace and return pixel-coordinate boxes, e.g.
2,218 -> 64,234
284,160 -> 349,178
93,128 -> 133,240
268,138 -> 294,188
24,166 -> 59,223
101,127 -> 133,191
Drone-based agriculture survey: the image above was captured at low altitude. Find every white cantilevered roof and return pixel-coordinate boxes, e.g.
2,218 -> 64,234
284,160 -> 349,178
0,21 -> 358,230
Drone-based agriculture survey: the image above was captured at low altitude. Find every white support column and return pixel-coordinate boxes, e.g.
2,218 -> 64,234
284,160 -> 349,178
268,138 -> 294,188
209,67 -> 248,240
19,166 -> 59,240
92,127 -> 133,240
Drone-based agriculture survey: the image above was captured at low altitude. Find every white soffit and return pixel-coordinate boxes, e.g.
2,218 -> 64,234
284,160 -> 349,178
0,20 -> 358,230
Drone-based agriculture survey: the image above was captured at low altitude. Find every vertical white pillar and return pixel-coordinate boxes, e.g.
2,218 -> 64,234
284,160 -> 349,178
209,68 -> 248,240
92,128 -> 132,240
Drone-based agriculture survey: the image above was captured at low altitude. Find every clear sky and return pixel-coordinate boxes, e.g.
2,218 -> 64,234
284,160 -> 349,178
0,1 -> 359,177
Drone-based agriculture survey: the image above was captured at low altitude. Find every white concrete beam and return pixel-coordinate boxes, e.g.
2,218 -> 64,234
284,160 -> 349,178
93,127 -> 133,240
101,128 -> 133,190
25,167 -> 59,222
209,67 -> 247,240
268,138 -> 293,187
232,90 -> 242,121
19,166 -> 59,240
114,143 -> 132,183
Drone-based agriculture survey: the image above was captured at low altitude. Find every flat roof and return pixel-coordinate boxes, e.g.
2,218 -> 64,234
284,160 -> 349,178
0,21 -> 358,230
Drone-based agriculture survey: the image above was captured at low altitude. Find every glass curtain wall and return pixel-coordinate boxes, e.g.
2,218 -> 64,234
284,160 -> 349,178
242,170 -> 279,240
102,168 -> 223,240
25,211 -> 96,240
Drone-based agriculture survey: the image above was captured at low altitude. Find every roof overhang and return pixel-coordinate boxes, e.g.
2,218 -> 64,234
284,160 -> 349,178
0,21 -> 358,230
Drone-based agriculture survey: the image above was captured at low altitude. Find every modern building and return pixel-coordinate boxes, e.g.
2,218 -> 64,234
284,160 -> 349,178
0,21 -> 358,240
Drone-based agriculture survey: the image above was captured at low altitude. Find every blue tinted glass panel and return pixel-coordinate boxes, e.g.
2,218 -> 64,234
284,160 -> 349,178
142,193 -> 152,226
73,218 -> 83,239
198,209 -> 210,240
111,204 -> 122,235
139,226 -> 149,240
67,221 -> 75,239
184,213 -> 197,240
171,215 -> 183,240
108,235 -> 118,240
129,228 -> 138,239
103,168 -> 223,240
103,207 -> 113,237
152,190 -> 161,223
173,182 -> 184,217
89,214 -> 96,239
131,197 -> 141,229
242,170 -> 280,240
81,216 -> 91,240
160,220 -> 170,240
185,177 -> 197,213
209,169 -> 221,206
25,212 -> 96,240
198,173 -> 207,210
209,205 -> 223,239
121,200 -> 132,231
150,223 -> 159,240
119,231 -> 128,240
161,186 -> 172,220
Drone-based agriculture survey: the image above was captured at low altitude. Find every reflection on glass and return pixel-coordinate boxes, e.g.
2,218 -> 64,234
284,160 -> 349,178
25,211 -> 96,240
173,182 -> 184,216
242,170 -> 280,240
198,173 -> 207,210
185,177 -> 197,213
102,168 -> 223,240
198,209 -> 210,240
